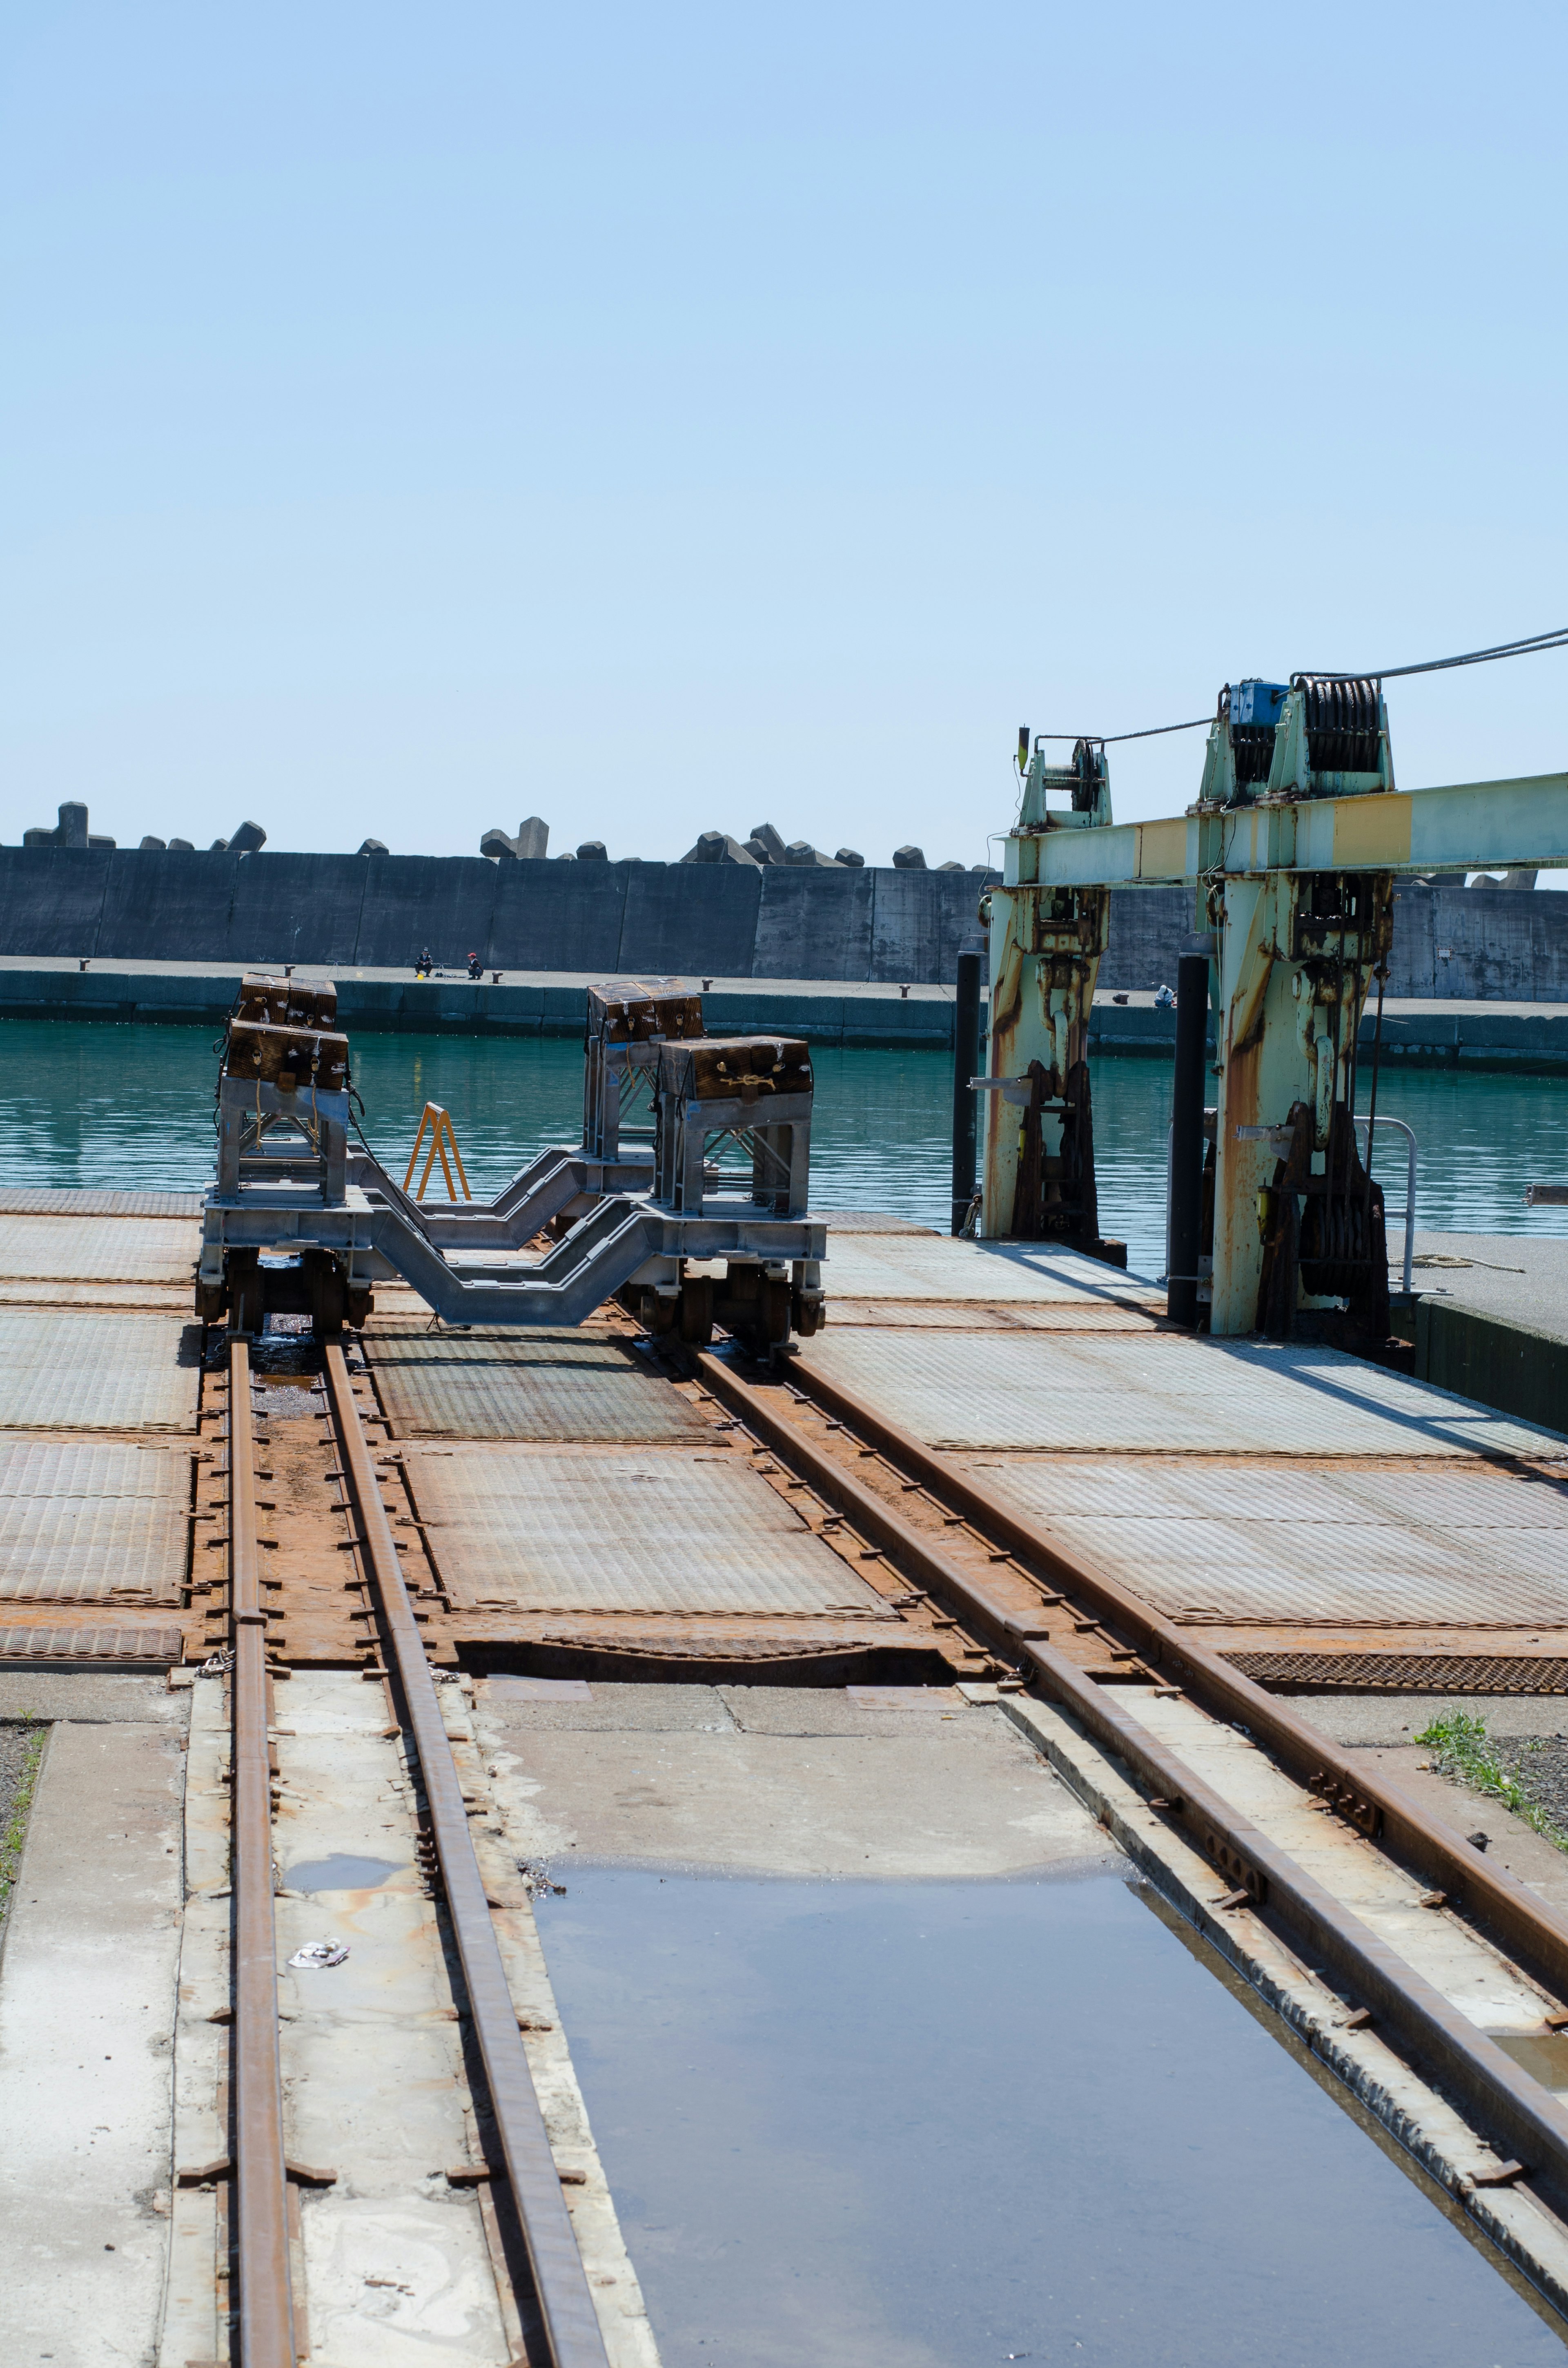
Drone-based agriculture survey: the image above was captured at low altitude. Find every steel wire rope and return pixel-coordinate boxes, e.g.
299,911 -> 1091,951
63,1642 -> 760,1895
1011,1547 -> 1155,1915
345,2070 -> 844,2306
1028,621 -> 1568,747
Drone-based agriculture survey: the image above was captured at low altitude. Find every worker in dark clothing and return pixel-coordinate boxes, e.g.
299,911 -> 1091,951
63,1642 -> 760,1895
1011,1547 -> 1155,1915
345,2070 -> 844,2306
467,951 -> 482,979
415,947 -> 433,977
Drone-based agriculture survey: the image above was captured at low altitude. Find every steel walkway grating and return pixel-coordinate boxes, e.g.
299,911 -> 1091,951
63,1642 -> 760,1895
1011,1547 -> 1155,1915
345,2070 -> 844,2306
0,1311 -> 202,1432
0,1188 -> 205,1218
404,1445 -> 895,1618
364,1328 -> 708,1443
0,1215 -> 200,1284
0,1437 -> 192,1604
819,1234 -> 1164,1307
0,1623 -> 183,1662
802,1331 -> 1568,1460
975,1456 -> 1568,1628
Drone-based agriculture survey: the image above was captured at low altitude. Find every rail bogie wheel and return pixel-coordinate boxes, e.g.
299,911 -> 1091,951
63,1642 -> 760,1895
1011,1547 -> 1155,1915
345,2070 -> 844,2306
677,1276 -> 714,1346
761,1276 -> 792,1345
225,1248 -> 264,1335
792,1287 -> 826,1338
305,1248 -> 347,1338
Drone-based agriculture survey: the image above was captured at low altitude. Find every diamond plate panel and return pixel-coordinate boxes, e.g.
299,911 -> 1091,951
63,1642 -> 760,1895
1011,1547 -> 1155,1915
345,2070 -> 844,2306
404,1444 -> 894,1617
365,1328 -> 706,1443
801,1331 -> 1568,1460
0,1438 -> 190,1603
815,1211 -> 940,1235
0,1281 -> 190,1309
978,1456 -> 1568,1627
829,1299 -> 1160,1331
820,1235 -> 1163,1307
0,1215 -> 199,1284
0,1312 -> 201,1432
0,1624 -> 183,1660
0,1189 -> 204,1217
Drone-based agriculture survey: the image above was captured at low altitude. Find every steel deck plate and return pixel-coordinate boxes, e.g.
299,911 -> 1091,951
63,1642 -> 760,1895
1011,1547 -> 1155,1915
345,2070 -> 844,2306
975,1457 -> 1568,1628
0,1215 -> 199,1284
0,1188 -> 205,1218
801,1331 -> 1568,1460
0,1281 -> 191,1309
365,1327 -> 707,1442
820,1234 -> 1164,1306
404,1445 -> 894,1617
829,1299 -> 1161,1331
814,1211 -> 940,1235
0,1439 -> 190,1603
0,1312 -> 201,1432
0,1623 -> 184,1661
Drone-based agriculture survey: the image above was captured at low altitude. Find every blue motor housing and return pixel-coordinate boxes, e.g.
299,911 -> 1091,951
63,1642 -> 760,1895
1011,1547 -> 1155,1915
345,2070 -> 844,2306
1229,679 -> 1288,729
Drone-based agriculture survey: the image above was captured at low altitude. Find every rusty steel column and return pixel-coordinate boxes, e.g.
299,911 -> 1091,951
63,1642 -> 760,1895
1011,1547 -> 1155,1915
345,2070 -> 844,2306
951,950 -> 982,1235
1167,948 -> 1211,1327
322,1343 -> 610,2368
227,1338 -> 296,2368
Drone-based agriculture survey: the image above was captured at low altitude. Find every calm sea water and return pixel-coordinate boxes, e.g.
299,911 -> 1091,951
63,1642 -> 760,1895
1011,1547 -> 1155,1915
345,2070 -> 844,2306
0,1017 -> 1564,1273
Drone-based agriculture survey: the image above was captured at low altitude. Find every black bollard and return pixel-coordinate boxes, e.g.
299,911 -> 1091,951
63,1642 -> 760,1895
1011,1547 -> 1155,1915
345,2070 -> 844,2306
951,951 -> 983,1234
1167,948 -> 1211,1327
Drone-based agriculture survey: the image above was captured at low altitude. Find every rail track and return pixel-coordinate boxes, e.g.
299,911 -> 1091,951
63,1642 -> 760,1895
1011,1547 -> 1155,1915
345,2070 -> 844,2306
220,1335 -> 611,2368
682,1332 -> 1568,2276
205,1303 -> 1568,2345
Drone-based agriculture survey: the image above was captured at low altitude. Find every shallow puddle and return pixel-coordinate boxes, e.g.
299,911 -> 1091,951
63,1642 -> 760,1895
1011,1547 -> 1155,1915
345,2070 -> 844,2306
283,1852 -> 403,1892
537,1868 -> 1564,2367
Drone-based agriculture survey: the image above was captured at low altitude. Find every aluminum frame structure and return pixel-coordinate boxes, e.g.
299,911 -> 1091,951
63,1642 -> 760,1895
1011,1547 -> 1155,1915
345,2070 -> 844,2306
201,983 -> 826,1344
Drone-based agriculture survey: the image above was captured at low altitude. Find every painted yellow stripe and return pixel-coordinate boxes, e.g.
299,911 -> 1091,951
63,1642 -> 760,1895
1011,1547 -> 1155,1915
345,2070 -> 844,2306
1332,792 -> 1412,869
1136,817 -> 1189,880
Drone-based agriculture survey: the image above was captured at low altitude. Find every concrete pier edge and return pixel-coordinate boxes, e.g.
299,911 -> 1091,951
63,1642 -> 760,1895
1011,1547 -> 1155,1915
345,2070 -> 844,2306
2,958 -> 1567,1068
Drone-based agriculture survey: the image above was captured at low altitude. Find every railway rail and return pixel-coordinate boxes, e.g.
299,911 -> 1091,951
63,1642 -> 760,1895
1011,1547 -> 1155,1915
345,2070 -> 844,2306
200,1299 -> 1568,2346
221,1335 -> 611,2368
682,1332 -> 1568,2252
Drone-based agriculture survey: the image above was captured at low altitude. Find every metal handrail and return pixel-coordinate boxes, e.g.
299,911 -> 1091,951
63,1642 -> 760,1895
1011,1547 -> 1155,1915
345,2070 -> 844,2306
1355,1114 -> 1417,1293
1169,1115 -> 1419,1294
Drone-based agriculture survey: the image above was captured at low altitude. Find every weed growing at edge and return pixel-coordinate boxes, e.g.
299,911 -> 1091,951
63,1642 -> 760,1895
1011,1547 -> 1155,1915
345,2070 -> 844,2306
1415,1710 -> 1568,1853
0,1718 -> 45,1929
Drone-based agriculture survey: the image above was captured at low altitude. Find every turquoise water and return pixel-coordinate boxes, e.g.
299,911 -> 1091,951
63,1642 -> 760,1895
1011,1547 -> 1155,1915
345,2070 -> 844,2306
0,1017 -> 1564,1273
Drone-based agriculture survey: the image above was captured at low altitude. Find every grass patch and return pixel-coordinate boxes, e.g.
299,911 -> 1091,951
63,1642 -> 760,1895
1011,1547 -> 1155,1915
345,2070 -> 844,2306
1415,1710 -> 1568,1852
0,1718 -> 46,1930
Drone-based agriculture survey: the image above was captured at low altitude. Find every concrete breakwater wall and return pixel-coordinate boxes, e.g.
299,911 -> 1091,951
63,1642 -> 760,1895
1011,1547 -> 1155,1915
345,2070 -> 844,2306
0,846 -> 1563,997
0,845 -> 991,986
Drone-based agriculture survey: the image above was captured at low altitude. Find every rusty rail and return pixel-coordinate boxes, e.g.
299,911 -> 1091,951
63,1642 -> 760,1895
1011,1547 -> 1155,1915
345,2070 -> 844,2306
773,1349 -> 1568,2006
227,1338 -> 296,2368
321,1342 -> 610,2368
693,1344 -> 1568,2205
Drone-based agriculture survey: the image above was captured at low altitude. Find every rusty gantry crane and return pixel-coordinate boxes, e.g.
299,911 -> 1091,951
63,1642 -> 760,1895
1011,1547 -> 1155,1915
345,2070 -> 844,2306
980,680 -> 1568,1341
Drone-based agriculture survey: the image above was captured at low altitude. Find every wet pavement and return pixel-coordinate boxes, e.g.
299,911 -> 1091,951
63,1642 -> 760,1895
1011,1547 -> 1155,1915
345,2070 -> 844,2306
537,1866 -> 1567,2368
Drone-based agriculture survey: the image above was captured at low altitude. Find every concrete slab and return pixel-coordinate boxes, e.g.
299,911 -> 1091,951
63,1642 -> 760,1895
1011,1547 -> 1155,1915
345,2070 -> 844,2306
0,1672 -> 190,1724
476,1680 -> 735,1732
477,1685 -> 1119,1880
1288,1692 -> 1568,1747
0,1720 -> 186,2368
1411,1231 -> 1568,1341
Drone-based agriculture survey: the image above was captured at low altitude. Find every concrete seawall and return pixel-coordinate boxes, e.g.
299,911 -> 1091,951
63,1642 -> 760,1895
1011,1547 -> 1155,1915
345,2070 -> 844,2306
3,958 -> 1566,1069
1,846 -> 1564,999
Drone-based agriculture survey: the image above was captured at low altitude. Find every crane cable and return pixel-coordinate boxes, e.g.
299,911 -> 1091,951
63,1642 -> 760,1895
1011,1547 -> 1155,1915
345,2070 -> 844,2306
1032,622 -> 1568,747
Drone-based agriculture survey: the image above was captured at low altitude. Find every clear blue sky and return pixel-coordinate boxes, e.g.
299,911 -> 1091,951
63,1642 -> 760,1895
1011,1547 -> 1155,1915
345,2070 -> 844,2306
2,1 -> 1564,872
